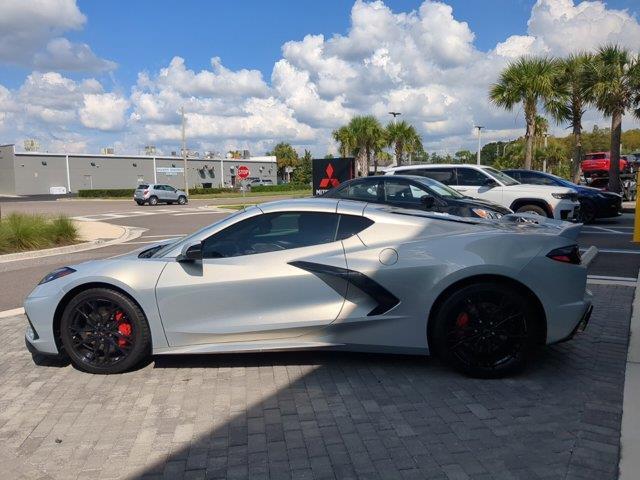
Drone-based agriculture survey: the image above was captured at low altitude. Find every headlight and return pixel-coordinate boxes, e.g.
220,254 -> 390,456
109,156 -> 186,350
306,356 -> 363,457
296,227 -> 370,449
38,267 -> 76,285
472,208 -> 499,219
552,192 -> 574,199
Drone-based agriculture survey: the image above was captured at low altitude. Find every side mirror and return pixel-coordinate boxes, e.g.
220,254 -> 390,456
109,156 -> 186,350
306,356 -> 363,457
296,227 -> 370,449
420,195 -> 435,209
483,178 -> 498,188
177,243 -> 202,262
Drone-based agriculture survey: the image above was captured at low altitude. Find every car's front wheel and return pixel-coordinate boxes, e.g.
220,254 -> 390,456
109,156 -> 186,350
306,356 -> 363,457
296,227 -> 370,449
178,195 -> 187,205
516,204 -> 547,217
432,282 -> 539,378
60,288 -> 151,374
579,200 -> 597,224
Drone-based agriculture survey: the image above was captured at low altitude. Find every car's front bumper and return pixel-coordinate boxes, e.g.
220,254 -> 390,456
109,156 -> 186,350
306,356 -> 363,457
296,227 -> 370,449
24,288 -> 64,355
594,196 -> 623,218
554,199 -> 581,221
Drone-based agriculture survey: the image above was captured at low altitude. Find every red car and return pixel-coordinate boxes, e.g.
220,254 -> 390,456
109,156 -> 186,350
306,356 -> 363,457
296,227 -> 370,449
581,152 -> 628,176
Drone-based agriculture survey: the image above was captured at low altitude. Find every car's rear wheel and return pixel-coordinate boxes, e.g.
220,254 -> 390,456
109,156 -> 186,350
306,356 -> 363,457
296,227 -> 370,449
579,200 -> 597,224
432,283 -> 539,378
60,288 -> 150,374
135,200 -> 144,206
516,204 -> 547,217
148,196 -> 158,206
178,195 -> 187,205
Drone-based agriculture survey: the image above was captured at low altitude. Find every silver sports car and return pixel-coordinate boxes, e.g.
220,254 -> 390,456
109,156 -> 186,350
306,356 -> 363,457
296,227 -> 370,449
25,198 -> 594,377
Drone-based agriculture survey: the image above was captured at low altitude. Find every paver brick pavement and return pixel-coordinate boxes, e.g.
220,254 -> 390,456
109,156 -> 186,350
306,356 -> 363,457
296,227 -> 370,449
0,284 -> 633,479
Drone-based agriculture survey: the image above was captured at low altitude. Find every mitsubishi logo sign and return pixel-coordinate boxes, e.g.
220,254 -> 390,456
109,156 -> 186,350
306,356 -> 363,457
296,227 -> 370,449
312,157 -> 355,196
318,164 -> 340,189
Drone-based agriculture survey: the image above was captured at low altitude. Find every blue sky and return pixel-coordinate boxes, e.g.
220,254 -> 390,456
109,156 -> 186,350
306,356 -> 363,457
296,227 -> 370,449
0,0 -> 639,155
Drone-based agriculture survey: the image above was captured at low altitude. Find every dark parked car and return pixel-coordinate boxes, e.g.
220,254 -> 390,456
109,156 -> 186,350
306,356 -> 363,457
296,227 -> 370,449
323,175 -> 511,219
503,169 -> 621,223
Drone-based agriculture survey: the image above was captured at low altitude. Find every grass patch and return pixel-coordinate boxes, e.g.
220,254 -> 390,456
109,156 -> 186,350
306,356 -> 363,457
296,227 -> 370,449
0,213 -> 78,254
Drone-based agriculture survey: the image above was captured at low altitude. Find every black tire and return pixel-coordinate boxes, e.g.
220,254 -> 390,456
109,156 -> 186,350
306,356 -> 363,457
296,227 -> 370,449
516,204 -> 547,217
148,196 -> 158,206
579,200 -> 597,224
60,288 -> 151,374
178,196 -> 187,205
431,282 -> 540,378
135,201 -> 144,206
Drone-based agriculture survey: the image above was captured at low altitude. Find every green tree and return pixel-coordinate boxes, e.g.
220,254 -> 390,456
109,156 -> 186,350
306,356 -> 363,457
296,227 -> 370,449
552,53 -> 594,182
267,142 -> 299,180
490,56 -> 566,169
292,149 -> 312,184
332,126 -> 356,158
454,150 -> 473,163
585,45 -> 640,192
385,120 -> 422,166
334,115 -> 386,176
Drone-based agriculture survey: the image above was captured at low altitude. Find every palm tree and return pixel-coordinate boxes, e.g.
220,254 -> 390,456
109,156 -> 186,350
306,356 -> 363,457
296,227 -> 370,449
347,115 -> 386,176
490,56 -> 566,170
585,45 -> 640,193
332,126 -> 356,158
550,53 -> 594,183
386,120 -> 423,167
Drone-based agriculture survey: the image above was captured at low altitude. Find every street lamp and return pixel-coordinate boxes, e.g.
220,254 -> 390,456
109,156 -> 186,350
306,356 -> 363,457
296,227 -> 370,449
474,125 -> 484,165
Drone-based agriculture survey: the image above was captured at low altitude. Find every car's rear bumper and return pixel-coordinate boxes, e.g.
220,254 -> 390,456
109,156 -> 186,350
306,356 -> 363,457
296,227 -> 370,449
546,289 -> 593,344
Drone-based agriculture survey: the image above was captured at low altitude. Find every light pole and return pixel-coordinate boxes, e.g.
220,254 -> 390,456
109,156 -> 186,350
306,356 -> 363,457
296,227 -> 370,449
543,133 -> 548,172
389,112 -> 401,166
474,125 -> 484,165
181,106 -> 189,195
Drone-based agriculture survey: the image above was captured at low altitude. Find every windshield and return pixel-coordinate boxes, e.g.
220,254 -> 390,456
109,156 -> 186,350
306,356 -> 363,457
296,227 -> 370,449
482,167 -> 520,186
412,177 -> 465,198
151,208 -> 251,257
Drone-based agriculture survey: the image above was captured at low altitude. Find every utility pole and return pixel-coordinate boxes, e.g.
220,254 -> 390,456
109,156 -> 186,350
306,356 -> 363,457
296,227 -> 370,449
181,107 -> 188,195
475,125 -> 484,165
543,133 -> 548,172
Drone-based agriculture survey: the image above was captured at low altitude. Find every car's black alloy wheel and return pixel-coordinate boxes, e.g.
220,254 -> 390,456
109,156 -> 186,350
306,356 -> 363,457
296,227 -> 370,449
60,288 -> 150,374
579,200 -> 596,224
433,283 -> 538,378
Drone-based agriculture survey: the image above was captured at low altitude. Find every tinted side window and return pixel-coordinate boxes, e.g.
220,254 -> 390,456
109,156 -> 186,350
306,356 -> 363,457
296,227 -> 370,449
336,215 -> 374,240
383,180 -> 428,206
456,168 -> 487,186
346,180 -> 383,201
505,171 -> 521,181
520,174 -> 558,186
202,212 -> 339,258
401,168 -> 456,185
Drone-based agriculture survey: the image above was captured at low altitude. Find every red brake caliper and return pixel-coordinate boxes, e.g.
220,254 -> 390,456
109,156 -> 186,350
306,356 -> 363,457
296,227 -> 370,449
114,311 -> 131,347
456,312 -> 469,329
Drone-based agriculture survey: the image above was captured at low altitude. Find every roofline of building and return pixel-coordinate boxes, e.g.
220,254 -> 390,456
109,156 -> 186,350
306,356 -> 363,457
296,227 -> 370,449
3,144 -> 276,163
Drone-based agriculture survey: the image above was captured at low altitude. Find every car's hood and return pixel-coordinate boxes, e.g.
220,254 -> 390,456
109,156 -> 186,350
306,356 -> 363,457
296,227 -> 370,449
450,196 -> 512,214
503,184 -> 575,194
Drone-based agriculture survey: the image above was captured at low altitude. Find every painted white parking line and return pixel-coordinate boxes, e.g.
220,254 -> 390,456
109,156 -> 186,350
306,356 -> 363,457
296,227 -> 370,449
594,248 -> 640,255
0,307 -> 25,318
581,230 -> 629,235
588,275 -> 638,282
140,234 -> 185,238
172,211 -> 222,216
591,226 -> 626,234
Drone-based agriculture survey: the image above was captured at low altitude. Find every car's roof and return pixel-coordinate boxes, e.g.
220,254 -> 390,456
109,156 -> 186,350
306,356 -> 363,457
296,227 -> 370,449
386,163 -> 483,171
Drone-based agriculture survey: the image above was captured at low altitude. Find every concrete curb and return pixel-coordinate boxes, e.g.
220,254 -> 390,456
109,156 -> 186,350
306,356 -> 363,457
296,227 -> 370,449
0,224 -> 145,264
0,307 -> 24,318
619,271 -> 640,479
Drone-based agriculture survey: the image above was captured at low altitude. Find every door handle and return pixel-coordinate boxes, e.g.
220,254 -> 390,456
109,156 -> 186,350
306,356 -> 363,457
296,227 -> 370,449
457,188 -> 468,192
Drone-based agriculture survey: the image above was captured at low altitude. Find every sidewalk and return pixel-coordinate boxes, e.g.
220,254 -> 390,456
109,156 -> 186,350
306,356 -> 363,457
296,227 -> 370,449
622,201 -> 635,213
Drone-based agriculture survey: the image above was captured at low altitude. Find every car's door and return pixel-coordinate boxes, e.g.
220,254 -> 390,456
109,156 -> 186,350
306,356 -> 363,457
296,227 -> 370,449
455,167 -> 503,203
155,211 -> 350,346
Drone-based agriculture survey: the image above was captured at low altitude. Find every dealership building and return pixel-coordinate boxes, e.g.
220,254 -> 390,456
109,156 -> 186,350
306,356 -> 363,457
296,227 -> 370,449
0,144 -> 277,196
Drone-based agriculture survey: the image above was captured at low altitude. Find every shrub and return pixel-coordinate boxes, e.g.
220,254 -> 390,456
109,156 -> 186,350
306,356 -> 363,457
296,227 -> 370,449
189,187 -> 235,195
250,183 -> 310,192
0,213 -> 78,254
78,189 -> 134,198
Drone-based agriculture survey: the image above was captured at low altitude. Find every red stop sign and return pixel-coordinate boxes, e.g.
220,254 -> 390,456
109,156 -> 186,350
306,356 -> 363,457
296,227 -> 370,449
237,165 -> 250,179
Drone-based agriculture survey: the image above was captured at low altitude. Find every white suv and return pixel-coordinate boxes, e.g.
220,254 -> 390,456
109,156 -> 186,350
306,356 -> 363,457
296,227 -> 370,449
384,164 -> 580,220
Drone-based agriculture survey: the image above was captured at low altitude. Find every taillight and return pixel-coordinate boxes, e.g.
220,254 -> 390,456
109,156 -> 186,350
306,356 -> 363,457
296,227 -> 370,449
143,189 -> 149,195
547,245 -> 581,264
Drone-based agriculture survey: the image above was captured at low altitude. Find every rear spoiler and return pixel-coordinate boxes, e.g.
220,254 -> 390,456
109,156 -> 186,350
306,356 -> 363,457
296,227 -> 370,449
499,213 -> 583,241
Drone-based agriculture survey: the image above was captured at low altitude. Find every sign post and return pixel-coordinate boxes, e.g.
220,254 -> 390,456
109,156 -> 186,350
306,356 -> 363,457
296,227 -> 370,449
634,171 -> 640,243
237,165 -> 250,198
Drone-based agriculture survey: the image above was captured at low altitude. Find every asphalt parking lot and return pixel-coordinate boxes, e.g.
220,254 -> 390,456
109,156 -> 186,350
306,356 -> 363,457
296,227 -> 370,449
0,199 -> 638,479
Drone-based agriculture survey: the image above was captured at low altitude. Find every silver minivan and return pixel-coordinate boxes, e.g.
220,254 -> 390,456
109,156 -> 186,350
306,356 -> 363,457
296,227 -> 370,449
134,184 -> 188,206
